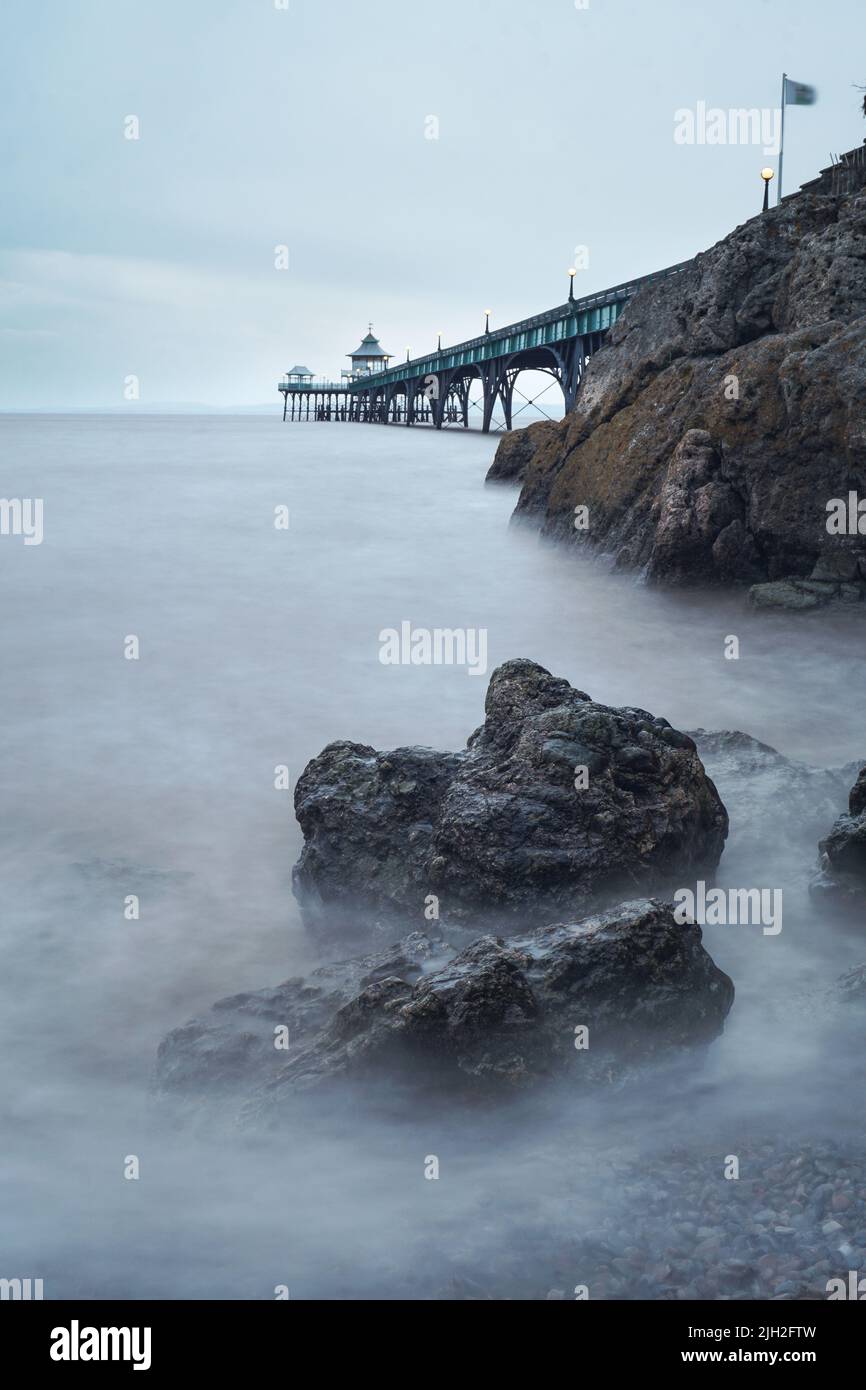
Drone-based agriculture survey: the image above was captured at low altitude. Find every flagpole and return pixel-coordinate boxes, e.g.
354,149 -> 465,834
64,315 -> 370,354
778,71 -> 787,205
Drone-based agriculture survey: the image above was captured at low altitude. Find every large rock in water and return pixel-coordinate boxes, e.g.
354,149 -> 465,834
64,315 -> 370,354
155,931 -> 447,1099
812,767 -> 866,915
155,901 -> 734,1112
292,659 -> 728,938
485,420 -> 559,484
496,180 -> 866,587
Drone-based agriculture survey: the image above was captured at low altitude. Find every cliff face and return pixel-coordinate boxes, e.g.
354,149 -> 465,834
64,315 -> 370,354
500,175 -> 866,588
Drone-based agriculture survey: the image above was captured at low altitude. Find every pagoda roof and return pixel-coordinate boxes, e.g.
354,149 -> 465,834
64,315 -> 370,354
347,328 -> 391,359
287,365 -> 314,376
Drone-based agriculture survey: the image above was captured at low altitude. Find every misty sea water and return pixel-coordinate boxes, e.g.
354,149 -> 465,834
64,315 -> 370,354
2,412 -> 865,1299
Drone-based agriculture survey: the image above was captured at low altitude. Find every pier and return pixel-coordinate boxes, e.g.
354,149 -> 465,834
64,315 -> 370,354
279,262 -> 690,432
278,141 -> 866,433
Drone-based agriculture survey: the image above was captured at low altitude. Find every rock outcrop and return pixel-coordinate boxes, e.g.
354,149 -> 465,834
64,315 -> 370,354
495,176 -> 866,589
155,931 -> 448,1100
748,578 -> 863,611
485,420 -> 559,484
292,659 -> 728,938
812,767 -> 866,914
156,900 -> 734,1112
688,730 -> 864,838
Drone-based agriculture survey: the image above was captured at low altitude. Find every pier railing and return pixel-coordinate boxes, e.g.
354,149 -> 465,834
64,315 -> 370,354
278,377 -> 355,392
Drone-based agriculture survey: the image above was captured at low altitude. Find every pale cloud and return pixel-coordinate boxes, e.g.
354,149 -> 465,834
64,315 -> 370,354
1,249 -> 268,312
0,0 -> 860,407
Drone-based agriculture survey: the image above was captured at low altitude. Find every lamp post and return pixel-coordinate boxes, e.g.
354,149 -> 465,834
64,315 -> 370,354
568,267 -> 577,302
484,309 -> 491,335
437,332 -> 443,353
761,167 -> 775,213
406,347 -> 411,362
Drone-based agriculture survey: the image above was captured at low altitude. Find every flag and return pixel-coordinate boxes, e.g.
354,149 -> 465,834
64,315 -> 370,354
784,79 -> 817,106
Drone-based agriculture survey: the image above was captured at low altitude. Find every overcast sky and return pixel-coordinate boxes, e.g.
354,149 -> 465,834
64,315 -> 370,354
1,0 -> 863,409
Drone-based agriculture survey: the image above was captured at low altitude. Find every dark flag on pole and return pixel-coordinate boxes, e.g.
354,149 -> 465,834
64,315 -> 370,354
784,78 -> 818,106
778,73 -> 818,204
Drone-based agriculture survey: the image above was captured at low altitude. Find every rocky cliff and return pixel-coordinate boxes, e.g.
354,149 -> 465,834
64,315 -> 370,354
494,166 -> 866,593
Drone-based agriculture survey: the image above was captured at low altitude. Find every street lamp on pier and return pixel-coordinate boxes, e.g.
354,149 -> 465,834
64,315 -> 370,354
437,332 -> 443,353
484,309 -> 491,335
568,267 -> 577,303
761,167 -> 775,212
406,347 -> 411,362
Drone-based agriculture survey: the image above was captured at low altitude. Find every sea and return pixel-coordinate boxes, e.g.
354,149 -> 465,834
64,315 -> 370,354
1,412 -> 865,1299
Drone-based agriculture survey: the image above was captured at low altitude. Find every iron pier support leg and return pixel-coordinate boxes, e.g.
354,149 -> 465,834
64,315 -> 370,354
480,362 -> 502,433
501,371 -> 517,431
563,339 -> 582,413
481,378 -> 494,433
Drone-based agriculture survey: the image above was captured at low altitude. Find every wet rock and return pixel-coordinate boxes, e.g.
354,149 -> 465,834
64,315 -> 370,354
811,552 -> 864,583
747,573 -> 866,609
486,420 -> 559,484
811,766 -> 866,914
154,931 -> 450,1100
748,580 -> 830,611
239,899 -> 733,1109
157,900 -> 734,1117
293,659 -> 729,938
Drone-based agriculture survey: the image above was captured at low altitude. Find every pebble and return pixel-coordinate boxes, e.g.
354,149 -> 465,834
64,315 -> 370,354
437,1137 -> 866,1301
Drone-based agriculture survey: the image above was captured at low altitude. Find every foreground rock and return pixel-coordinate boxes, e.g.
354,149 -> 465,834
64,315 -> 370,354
156,900 -> 733,1114
155,932 -> 448,1100
496,174 -> 866,590
292,659 -> 728,938
812,767 -> 866,915
485,420 -> 559,484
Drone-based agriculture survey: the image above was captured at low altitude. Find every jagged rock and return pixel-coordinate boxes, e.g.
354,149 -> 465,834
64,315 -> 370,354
812,767 -> 866,914
485,420 -> 559,484
292,659 -> 728,938
155,932 -> 450,1099
234,900 -> 734,1109
496,180 -> 866,588
155,902 -> 734,1116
